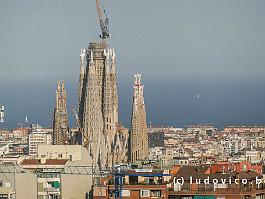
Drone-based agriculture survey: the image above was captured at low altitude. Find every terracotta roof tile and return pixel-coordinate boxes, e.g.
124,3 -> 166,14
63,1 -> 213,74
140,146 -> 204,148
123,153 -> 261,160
177,165 -> 210,174
21,159 -> 68,165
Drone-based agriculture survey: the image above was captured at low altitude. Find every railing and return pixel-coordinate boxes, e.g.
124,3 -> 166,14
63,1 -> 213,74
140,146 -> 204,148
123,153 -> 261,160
0,164 -> 100,175
37,173 -> 60,178
108,180 -> 168,186
45,187 -> 60,192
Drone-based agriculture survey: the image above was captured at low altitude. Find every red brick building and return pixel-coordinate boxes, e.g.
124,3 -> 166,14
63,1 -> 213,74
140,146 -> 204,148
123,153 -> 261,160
93,163 -> 265,199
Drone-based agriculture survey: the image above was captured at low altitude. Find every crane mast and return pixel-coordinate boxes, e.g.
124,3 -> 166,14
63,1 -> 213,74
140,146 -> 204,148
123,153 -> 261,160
96,0 -> 110,40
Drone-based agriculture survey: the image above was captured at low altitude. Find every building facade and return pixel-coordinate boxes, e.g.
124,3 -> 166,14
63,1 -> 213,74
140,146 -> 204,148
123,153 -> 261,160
148,131 -> 165,148
78,42 -> 126,169
13,127 -> 29,141
28,125 -> 52,156
52,80 -> 69,145
0,145 -> 93,199
129,74 -> 148,163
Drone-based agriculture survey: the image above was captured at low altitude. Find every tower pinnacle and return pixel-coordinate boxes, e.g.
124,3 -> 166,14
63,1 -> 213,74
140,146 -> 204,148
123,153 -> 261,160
129,74 -> 148,163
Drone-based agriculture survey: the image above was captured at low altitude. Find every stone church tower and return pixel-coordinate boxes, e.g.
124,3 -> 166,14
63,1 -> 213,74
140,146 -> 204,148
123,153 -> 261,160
129,74 -> 148,163
53,80 -> 69,145
78,42 -> 126,169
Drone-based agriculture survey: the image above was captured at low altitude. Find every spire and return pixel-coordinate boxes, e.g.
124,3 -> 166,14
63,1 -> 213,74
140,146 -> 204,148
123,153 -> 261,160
134,74 -> 142,86
61,80 -> 65,92
53,80 -> 69,145
80,49 -> 86,75
56,80 -> 61,109
57,80 -> 61,92
79,42 -> 120,169
130,73 -> 148,163
133,74 -> 145,105
111,48 -> 116,74
61,80 -> 66,109
80,63 -> 85,76
89,49 -> 94,64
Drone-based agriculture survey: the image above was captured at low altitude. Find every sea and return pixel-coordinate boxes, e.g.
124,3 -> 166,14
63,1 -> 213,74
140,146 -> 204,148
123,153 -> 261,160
0,74 -> 264,130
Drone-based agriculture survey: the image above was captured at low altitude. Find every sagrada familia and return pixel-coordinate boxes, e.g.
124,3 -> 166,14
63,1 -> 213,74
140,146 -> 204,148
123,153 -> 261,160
129,74 -> 149,163
52,80 -> 69,145
52,1 -> 148,170
52,44 -> 149,169
78,42 -> 128,169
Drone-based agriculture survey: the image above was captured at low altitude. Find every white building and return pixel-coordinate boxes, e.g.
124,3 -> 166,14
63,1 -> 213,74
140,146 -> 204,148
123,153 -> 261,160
0,144 -> 9,156
37,145 -> 92,166
148,147 -> 163,160
245,149 -> 261,163
221,136 -> 239,157
0,145 -> 94,199
28,125 -> 52,156
19,145 -> 93,199
187,124 -> 216,136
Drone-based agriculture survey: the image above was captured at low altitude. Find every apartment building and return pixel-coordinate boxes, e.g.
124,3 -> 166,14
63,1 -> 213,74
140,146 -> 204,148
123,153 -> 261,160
28,125 -> 52,156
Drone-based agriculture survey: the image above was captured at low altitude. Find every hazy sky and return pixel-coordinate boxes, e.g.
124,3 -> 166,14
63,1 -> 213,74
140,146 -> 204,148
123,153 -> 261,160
1,0 -> 265,80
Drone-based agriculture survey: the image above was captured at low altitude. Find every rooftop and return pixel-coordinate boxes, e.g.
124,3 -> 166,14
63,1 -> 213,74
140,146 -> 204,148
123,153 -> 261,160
20,159 -> 68,165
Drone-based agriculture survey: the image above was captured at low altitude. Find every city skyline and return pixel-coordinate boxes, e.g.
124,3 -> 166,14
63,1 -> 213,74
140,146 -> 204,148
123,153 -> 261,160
1,1 -> 265,198
1,0 -> 265,129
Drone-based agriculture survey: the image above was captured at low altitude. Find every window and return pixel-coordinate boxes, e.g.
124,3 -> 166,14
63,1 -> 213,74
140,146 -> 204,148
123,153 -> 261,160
49,194 -> 59,199
140,190 -> 150,197
69,155 -> 73,161
108,189 -> 115,197
150,190 -> 161,197
37,182 -> 44,192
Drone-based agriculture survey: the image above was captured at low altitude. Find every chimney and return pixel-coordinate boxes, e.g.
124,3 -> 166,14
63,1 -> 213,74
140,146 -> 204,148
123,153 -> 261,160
40,157 -> 46,164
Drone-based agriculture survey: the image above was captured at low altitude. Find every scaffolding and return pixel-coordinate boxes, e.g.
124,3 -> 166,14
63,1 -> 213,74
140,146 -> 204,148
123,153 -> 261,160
0,165 -> 107,175
112,165 -> 171,199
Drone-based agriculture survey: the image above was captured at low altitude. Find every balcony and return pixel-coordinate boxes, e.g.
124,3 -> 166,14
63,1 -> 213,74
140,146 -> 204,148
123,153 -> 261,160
45,187 -> 60,192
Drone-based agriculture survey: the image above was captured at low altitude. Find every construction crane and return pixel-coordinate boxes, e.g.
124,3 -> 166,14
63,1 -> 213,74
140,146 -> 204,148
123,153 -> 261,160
113,165 -> 172,199
96,0 -> 110,40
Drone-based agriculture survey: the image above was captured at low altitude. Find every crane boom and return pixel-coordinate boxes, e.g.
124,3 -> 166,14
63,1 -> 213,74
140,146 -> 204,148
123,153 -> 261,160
96,0 -> 110,40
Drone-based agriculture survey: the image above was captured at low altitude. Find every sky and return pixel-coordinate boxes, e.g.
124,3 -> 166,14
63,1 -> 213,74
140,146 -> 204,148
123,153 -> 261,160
0,0 -> 265,129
